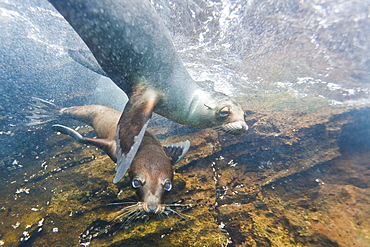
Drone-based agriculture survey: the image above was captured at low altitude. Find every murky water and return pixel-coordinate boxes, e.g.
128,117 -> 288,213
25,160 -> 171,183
0,0 -> 369,246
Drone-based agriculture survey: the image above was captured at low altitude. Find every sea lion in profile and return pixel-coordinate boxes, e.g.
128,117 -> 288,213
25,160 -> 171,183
27,97 -> 190,214
46,0 -> 248,183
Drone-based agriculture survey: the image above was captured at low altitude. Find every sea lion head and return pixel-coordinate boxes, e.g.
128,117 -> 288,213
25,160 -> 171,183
111,137 -> 190,228
189,89 -> 248,135
130,168 -> 173,214
127,134 -> 175,215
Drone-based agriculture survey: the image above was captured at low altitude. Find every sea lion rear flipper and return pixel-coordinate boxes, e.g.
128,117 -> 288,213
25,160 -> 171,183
113,87 -> 158,183
163,140 -> 191,165
26,97 -> 62,126
52,124 -> 116,161
68,49 -> 107,77
52,124 -> 86,143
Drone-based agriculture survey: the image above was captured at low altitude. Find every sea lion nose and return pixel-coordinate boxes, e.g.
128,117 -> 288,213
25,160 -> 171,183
241,122 -> 249,132
148,205 -> 157,214
229,121 -> 249,135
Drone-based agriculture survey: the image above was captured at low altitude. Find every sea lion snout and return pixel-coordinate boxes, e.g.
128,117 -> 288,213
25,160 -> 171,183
141,199 -> 165,214
223,103 -> 249,134
223,120 -> 249,135
134,177 -> 171,214
136,181 -> 165,214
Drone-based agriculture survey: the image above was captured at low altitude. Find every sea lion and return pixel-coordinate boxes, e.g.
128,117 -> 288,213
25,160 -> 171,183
46,0 -> 248,183
27,97 -> 190,214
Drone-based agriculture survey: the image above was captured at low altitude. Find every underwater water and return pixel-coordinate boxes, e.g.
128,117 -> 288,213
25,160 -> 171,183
0,0 -> 369,246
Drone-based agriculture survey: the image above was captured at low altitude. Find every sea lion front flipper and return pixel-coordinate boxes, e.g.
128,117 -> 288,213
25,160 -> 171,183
113,87 -> 158,184
52,124 -> 116,161
68,49 -> 107,77
163,140 -> 191,165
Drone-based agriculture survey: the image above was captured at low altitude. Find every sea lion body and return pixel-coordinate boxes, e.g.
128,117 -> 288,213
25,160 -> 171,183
47,0 -> 248,182
58,105 -> 118,161
27,98 -> 189,214
48,0 -> 247,128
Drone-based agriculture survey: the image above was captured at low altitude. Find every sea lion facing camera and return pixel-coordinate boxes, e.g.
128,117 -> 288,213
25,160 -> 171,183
27,97 -> 190,214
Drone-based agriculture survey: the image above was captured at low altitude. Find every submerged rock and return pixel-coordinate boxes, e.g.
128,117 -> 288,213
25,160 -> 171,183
0,105 -> 369,246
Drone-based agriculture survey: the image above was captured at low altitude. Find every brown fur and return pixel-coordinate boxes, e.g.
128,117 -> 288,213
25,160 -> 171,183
59,104 -> 173,213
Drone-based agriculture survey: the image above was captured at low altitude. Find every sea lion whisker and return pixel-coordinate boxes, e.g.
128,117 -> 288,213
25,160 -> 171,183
113,210 -> 141,230
213,126 -> 234,134
165,203 -> 193,207
112,197 -> 138,202
215,129 -> 228,134
107,201 -> 137,206
115,210 -> 139,226
118,213 -> 136,225
223,126 -> 238,134
165,203 -> 194,211
212,126 -> 226,132
113,205 -> 140,221
113,210 -> 134,222
121,206 -> 140,216
117,203 -> 139,211
158,212 -> 166,219
224,129 -> 233,134
129,207 -> 144,218
164,208 -> 189,220
125,210 -> 146,225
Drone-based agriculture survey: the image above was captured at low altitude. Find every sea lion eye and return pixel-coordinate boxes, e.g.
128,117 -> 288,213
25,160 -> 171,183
163,181 -> 172,191
132,179 -> 142,189
219,107 -> 230,117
